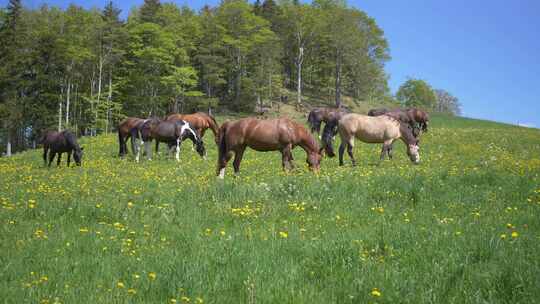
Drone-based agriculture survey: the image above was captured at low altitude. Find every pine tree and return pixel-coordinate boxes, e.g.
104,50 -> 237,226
140,0 -> 161,24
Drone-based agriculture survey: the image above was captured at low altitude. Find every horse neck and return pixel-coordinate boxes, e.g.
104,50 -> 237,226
206,116 -> 219,136
399,124 -> 416,145
298,130 -> 318,155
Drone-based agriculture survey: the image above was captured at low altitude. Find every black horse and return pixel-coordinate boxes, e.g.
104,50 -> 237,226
41,130 -> 84,167
133,118 -> 205,162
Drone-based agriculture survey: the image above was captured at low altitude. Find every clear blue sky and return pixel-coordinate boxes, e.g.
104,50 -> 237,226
5,0 -> 540,127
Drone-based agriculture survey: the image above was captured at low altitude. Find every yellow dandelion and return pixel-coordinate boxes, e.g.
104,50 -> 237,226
279,231 -> 288,238
148,272 -> 157,280
79,228 -> 89,233
117,281 -> 125,288
127,202 -> 134,208
128,288 -> 137,295
170,299 -> 177,303
219,230 -> 226,236
371,288 -> 382,297
181,296 -> 190,302
500,234 -> 507,239
195,297 -> 204,304
511,231 -> 519,238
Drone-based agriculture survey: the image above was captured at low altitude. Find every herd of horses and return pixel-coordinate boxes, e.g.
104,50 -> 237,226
39,106 -> 429,178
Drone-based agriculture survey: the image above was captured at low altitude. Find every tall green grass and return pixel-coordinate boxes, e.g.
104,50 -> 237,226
1,115 -> 539,303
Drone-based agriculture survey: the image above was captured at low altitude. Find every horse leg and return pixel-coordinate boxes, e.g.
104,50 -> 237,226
67,152 -> 72,167
144,140 -> 152,161
217,148 -> 234,179
232,146 -> 246,176
43,146 -> 48,166
155,140 -> 160,156
48,151 -> 55,167
346,140 -> 356,166
57,152 -> 62,167
339,143 -> 346,166
175,138 -> 181,162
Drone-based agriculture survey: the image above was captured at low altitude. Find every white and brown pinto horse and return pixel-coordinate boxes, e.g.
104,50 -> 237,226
322,113 -> 420,166
217,117 -> 322,178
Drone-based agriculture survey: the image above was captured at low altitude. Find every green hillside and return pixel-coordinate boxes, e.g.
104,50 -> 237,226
1,115 -> 539,303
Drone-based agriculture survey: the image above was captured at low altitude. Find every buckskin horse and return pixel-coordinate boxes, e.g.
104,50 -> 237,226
322,113 -> 420,166
41,130 -> 84,167
217,117 -> 322,178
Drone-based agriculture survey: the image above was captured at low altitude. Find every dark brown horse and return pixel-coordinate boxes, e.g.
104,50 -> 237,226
118,117 -> 147,157
217,117 -> 322,178
41,130 -> 84,167
307,107 -> 348,134
165,112 -> 220,144
136,118 -> 204,162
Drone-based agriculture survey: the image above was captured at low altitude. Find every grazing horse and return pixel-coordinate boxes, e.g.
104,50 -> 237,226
217,117 -> 322,178
117,117 -> 147,157
368,108 -> 430,136
135,118 -> 204,162
322,113 -> 420,166
41,130 -> 84,167
307,107 -> 348,134
165,112 -> 219,144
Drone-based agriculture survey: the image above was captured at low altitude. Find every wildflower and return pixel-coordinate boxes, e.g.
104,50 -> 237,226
511,231 -> 519,238
181,296 -> 190,302
195,297 -> 204,303
506,223 -> 514,229
219,230 -> 226,236
170,299 -> 177,303
117,281 -> 125,288
204,228 -> 212,236
128,288 -> 137,295
500,234 -> 507,239
371,288 -> 382,297
133,274 -> 140,279
279,231 -> 288,238
79,228 -> 89,233
148,272 -> 157,280
127,202 -> 134,208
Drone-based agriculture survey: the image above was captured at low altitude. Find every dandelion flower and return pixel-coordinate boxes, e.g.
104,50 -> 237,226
279,231 -> 288,238
117,281 -> 125,288
371,288 -> 382,297
128,288 -> 137,295
148,272 -> 157,280
500,234 -> 507,239
511,231 -> 519,238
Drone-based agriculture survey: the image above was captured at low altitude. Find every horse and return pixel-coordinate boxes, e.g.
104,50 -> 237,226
117,117 -> 147,157
41,130 -> 84,167
307,107 -> 348,135
368,108 -> 430,136
165,112 -> 219,144
216,117 -> 322,178
135,118 -> 204,162
321,113 -> 420,166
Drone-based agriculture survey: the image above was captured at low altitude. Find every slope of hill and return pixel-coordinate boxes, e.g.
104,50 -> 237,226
1,115 -> 539,303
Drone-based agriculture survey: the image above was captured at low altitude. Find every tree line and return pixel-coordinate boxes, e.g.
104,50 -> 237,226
0,0 -> 460,155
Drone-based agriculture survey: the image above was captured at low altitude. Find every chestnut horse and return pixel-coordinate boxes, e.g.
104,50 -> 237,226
322,113 -> 420,166
217,117 -> 322,178
165,112 -> 219,144
118,117 -> 147,157
307,107 -> 348,134
41,130 -> 84,167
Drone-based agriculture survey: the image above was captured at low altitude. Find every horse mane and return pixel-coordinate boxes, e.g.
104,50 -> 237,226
62,130 -> 80,149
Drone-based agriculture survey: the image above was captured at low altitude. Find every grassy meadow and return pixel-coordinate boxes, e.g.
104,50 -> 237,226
1,114 -> 540,303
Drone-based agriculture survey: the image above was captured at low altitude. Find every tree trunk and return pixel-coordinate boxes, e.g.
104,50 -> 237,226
335,50 -> 342,108
106,70 -> 112,134
65,78 -> 71,127
296,46 -> 304,107
6,131 -> 12,157
96,55 -> 103,135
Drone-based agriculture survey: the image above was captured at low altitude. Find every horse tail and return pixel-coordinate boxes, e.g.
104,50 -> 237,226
218,122 -> 229,164
118,128 -> 124,156
321,118 -> 339,158
307,110 -> 318,133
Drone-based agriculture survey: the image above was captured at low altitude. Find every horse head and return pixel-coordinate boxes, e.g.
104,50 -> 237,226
73,146 -> 84,166
176,120 -> 206,159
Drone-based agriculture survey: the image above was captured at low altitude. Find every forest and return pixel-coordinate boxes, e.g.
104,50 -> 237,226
0,0 -> 460,155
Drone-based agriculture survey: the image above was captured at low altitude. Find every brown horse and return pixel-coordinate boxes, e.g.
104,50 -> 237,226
41,130 -> 84,167
118,117 -> 147,157
165,112 -> 219,144
322,113 -> 420,166
368,108 -> 430,135
307,107 -> 349,134
217,117 -> 322,178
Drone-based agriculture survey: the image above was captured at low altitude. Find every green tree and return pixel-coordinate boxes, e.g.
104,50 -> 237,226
139,0 -> 161,24
396,78 -> 437,109
435,89 -> 461,115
